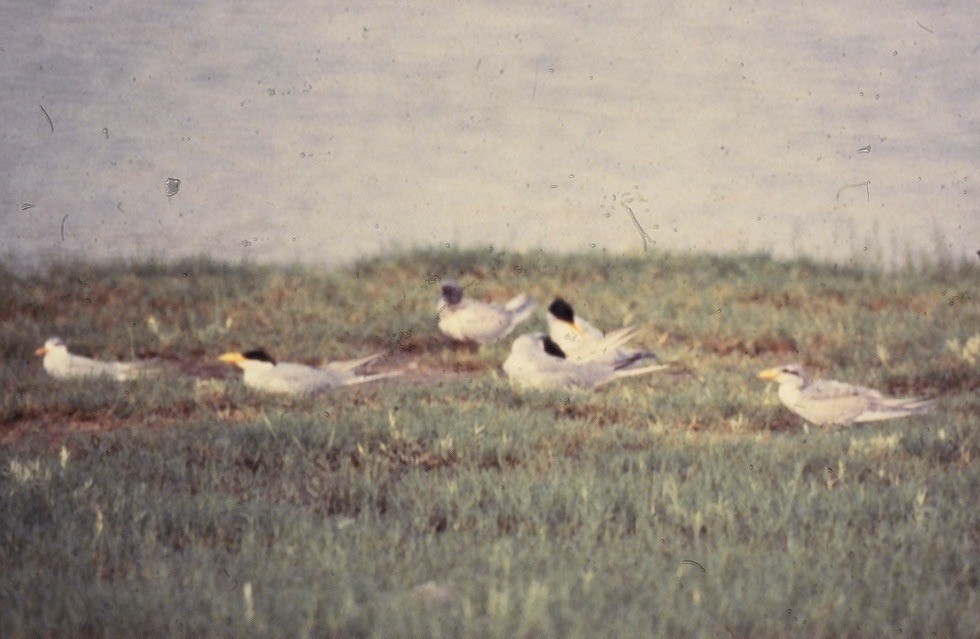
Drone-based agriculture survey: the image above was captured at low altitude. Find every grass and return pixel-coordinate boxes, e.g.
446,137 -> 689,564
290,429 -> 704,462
1,248 -> 978,638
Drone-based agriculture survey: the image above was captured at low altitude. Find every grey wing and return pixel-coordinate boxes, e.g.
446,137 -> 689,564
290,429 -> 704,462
322,353 -> 382,373
569,326 -> 641,364
564,361 -> 616,390
854,393 -> 935,422
279,363 -> 346,392
805,379 -> 880,401
504,351 -> 590,390
68,354 -> 122,379
452,302 -> 513,343
322,356 -> 400,386
610,348 -> 660,369
114,359 -> 162,381
794,379 -> 873,425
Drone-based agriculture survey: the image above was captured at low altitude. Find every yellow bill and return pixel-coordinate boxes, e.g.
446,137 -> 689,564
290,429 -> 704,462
219,352 -> 245,365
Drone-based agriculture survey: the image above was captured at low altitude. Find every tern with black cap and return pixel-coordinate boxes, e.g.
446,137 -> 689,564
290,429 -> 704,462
437,280 -> 536,345
503,332 -> 667,390
219,348 -> 400,395
546,297 -> 659,368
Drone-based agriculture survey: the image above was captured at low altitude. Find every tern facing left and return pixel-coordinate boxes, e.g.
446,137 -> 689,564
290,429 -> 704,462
758,364 -> 935,426
437,280 -> 536,345
503,333 -> 667,391
219,349 -> 401,395
35,336 -> 156,381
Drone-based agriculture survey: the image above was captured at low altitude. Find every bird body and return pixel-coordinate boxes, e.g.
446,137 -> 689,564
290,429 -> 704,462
35,337 -> 154,381
758,364 -> 935,426
437,280 -> 535,345
503,332 -> 667,391
219,349 -> 399,395
546,297 -> 658,367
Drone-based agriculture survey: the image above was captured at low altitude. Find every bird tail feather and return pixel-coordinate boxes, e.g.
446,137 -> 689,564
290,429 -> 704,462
574,326 -> 640,363
613,349 -> 661,369
326,352 -> 384,372
343,370 -> 403,386
613,362 -> 670,379
853,398 -> 935,423
119,359 -> 164,380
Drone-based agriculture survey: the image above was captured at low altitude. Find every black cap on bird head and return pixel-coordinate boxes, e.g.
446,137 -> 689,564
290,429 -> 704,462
440,280 -> 464,305
242,349 -> 276,365
548,298 -> 575,323
542,336 -> 567,359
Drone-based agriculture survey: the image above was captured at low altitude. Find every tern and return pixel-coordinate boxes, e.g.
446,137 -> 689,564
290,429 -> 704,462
546,297 -> 659,367
503,333 -> 667,390
219,349 -> 400,395
437,280 -> 535,345
758,364 -> 935,426
34,336 -> 157,381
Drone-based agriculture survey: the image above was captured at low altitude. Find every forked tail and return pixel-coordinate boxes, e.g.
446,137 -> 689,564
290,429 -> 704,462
854,397 -> 936,423
327,352 -> 384,372
343,370 -> 404,386
613,362 -> 669,379
592,361 -> 669,388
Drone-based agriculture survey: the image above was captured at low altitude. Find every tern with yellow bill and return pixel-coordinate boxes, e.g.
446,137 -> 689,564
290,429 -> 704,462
758,364 -> 935,426
35,336 -> 157,381
219,349 -> 400,395
503,333 -> 667,391
546,297 -> 659,368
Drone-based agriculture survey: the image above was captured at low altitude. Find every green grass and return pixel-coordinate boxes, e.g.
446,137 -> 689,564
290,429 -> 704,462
1,249 -> 978,638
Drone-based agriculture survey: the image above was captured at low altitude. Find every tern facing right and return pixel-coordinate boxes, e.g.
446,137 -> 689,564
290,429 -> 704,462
437,280 -> 536,345
758,364 -> 935,426
503,333 -> 667,391
219,349 -> 400,395
546,297 -> 659,367
35,336 -> 157,381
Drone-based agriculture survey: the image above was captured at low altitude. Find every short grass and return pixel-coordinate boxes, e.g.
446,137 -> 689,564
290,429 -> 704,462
1,248 -> 978,638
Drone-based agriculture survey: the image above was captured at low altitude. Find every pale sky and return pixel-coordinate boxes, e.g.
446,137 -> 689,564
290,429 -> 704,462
1,0 -> 976,268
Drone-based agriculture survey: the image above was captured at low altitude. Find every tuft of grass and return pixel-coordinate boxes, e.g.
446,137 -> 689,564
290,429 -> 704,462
1,249 -> 978,638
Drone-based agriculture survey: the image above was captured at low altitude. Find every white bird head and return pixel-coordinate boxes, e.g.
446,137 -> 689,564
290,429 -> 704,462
758,363 -> 807,387
35,336 -> 67,356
